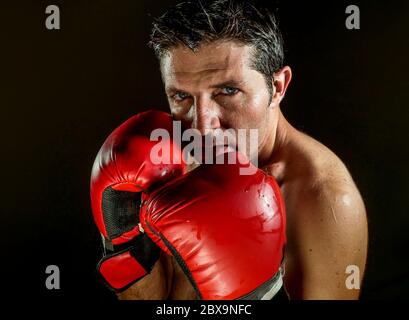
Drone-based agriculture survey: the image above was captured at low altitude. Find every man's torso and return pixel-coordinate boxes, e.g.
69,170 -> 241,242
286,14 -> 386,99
166,129 -> 366,299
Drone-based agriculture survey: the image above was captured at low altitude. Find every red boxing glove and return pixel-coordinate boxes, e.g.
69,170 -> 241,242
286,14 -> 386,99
140,152 -> 286,300
90,110 -> 185,291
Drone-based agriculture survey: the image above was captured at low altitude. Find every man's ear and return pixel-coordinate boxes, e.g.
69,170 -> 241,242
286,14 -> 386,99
270,66 -> 292,107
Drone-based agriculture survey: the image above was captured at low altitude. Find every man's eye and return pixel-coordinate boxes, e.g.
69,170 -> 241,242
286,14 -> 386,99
173,92 -> 190,102
221,87 -> 239,95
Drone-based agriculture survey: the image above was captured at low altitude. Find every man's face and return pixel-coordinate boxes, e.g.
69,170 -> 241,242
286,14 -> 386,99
160,41 -> 276,163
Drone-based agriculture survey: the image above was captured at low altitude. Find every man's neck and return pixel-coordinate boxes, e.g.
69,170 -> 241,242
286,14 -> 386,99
258,108 -> 292,168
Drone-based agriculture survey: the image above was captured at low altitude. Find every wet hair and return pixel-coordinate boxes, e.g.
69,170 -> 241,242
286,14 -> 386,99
149,0 -> 284,93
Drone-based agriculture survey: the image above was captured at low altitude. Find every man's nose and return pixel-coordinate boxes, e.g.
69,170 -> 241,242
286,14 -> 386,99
191,97 -> 221,135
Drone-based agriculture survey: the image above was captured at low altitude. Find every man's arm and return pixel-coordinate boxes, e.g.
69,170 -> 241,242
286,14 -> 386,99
283,179 -> 368,299
117,253 -> 199,300
117,252 -> 174,300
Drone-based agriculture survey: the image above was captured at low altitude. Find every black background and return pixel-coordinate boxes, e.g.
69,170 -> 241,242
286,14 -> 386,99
1,0 -> 408,301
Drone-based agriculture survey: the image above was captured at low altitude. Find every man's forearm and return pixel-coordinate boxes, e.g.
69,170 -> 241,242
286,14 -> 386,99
117,253 -> 173,300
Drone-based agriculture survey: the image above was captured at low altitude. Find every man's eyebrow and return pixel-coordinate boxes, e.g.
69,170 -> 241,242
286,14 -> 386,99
209,80 -> 246,89
165,86 -> 180,94
165,80 -> 246,95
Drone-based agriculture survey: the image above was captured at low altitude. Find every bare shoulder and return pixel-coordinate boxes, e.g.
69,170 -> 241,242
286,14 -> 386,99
284,132 -> 367,226
278,132 -> 368,299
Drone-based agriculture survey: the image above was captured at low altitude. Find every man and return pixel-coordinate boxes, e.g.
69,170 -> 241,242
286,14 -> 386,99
106,0 -> 368,300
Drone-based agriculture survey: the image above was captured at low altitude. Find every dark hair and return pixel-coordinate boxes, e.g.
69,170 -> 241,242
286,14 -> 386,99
149,0 -> 284,93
